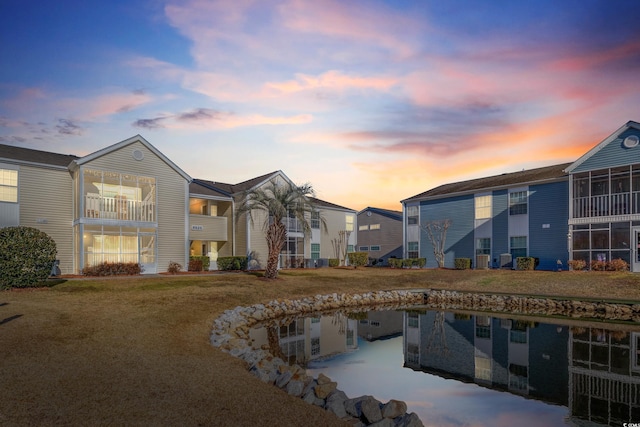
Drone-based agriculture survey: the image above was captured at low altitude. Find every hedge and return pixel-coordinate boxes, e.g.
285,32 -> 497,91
347,252 -> 368,268
217,256 -> 248,271
189,255 -> 210,271
82,262 -> 143,276
0,226 -> 57,289
389,258 -> 426,268
454,258 -> 472,270
516,257 -> 536,270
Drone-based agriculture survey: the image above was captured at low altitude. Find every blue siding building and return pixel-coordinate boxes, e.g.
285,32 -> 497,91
402,120 -> 640,272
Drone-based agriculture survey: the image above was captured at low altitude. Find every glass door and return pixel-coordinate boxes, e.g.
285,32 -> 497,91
139,233 -> 156,274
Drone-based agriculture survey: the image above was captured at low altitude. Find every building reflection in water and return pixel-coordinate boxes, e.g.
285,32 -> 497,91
250,308 -> 640,425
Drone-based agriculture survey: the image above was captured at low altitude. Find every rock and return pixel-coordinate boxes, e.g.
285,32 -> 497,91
314,381 -> 338,399
275,370 -> 292,388
361,396 -> 383,424
368,418 -> 395,427
286,379 -> 305,397
395,412 -> 424,427
382,399 -> 407,419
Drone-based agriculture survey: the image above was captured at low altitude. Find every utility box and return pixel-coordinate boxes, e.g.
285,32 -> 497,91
500,253 -> 513,269
476,254 -> 490,269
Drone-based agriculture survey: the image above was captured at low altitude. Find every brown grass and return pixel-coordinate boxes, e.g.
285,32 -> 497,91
1,268 -> 639,426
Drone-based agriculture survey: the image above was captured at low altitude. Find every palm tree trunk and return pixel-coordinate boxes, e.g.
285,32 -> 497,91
265,221 -> 287,279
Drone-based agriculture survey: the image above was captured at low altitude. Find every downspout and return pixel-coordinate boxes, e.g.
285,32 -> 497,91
231,198 -> 236,256
402,201 -> 407,259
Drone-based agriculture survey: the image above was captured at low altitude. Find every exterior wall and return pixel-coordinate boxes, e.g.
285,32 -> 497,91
248,209 -> 269,268
420,195 -> 475,268
357,210 -> 403,264
18,164 -> 74,275
572,127 -> 640,173
492,189 -> 509,266
318,209 -> 356,260
529,181 -> 569,270
80,140 -> 188,273
0,163 -> 19,228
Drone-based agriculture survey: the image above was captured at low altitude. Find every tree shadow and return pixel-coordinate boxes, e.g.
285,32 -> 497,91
0,314 -> 22,326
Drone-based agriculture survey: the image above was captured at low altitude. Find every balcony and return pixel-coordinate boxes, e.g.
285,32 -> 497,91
85,193 -> 155,222
188,214 -> 228,241
573,192 -> 640,218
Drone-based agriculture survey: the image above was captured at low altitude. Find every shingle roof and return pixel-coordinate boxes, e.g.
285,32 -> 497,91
403,162 -> 571,202
359,207 -> 403,221
189,179 -> 233,198
309,197 -> 355,212
0,143 -> 79,168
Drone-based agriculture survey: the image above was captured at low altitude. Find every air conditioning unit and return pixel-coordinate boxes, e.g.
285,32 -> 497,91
476,254 -> 489,269
500,253 -> 513,269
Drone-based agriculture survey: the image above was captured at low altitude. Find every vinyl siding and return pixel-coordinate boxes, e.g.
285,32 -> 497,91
492,189 -> 509,264
248,209 -> 269,267
529,181 -> 569,270
572,128 -> 640,173
18,165 -> 74,274
82,140 -> 188,272
319,209 -> 355,259
356,211 -> 403,260
420,195 -> 474,268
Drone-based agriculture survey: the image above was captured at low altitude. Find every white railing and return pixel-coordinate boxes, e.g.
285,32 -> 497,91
85,193 -> 155,222
573,191 -> 640,218
283,217 -> 303,233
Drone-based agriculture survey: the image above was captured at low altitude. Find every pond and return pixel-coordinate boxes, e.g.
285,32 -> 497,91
250,307 -> 640,426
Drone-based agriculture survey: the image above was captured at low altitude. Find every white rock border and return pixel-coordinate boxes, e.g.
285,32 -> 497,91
211,290 -> 426,427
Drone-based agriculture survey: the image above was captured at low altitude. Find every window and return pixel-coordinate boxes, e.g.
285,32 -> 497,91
370,245 -> 380,251
359,225 -> 369,231
311,243 -> 320,260
476,238 -> 490,255
359,246 -> 369,251
509,191 -> 528,215
408,313 -> 419,328
475,195 -> 491,219
407,241 -> 419,258
311,211 -> 320,229
0,169 -> 18,202
510,236 -> 527,259
347,244 -> 354,253
370,224 -> 380,230
475,316 -> 491,339
311,338 -> 320,356
345,215 -> 354,231
407,206 -> 418,225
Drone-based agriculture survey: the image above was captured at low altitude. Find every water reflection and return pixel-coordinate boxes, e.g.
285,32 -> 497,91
250,308 -> 640,426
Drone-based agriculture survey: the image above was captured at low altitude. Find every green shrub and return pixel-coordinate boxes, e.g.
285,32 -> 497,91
217,256 -> 248,271
328,258 -> 339,267
0,226 -> 57,290
389,258 -> 426,268
454,258 -> 472,270
388,258 -> 403,268
348,252 -> 368,268
568,259 -> 586,271
82,262 -> 142,276
516,257 -> 536,270
189,255 -> 210,271
167,261 -> 182,274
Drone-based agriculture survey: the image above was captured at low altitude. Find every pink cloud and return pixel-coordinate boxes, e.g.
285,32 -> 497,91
266,70 -> 397,94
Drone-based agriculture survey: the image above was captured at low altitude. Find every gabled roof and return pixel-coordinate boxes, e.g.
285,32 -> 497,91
189,179 -> 233,199
71,135 -> 191,181
402,162 -> 571,203
0,143 -> 79,169
358,206 -> 402,221
565,120 -> 640,173
191,171 -> 283,196
309,197 -> 355,212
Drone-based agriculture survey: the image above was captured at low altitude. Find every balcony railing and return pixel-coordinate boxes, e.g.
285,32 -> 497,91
573,191 -> 640,218
85,194 -> 155,222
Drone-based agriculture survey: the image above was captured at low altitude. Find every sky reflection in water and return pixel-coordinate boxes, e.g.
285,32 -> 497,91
307,330 -> 568,427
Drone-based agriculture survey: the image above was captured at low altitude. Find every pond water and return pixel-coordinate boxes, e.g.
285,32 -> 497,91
250,307 -> 640,426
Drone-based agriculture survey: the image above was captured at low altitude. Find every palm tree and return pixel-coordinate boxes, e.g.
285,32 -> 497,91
235,179 -> 323,279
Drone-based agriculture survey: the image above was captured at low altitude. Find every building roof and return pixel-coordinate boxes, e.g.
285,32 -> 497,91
0,143 -> 79,168
358,206 -> 403,221
565,120 -> 640,173
309,197 -> 355,212
189,179 -> 233,199
402,162 -> 571,203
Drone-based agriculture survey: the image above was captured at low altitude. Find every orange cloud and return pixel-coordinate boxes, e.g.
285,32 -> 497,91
266,70 -> 397,94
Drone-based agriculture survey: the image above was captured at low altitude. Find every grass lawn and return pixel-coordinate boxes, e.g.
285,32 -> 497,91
1,268 -> 639,426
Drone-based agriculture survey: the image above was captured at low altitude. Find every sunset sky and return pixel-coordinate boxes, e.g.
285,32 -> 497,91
2,0 -> 639,211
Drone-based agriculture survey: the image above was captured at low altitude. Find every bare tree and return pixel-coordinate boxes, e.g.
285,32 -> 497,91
420,219 -> 451,268
331,230 -> 352,266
